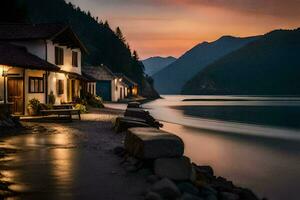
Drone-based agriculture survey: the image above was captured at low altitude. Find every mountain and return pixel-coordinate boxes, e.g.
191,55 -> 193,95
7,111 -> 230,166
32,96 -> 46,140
142,56 -> 176,76
182,28 -> 300,95
152,36 -> 259,94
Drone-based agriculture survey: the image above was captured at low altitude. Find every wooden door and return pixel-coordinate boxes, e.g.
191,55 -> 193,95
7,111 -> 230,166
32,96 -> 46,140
7,78 -> 24,115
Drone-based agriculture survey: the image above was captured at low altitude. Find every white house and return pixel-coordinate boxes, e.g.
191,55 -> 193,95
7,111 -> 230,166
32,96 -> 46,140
83,65 -> 129,102
0,23 -> 92,115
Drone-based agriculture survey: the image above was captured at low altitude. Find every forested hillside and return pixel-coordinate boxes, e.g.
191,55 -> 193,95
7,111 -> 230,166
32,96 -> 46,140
182,28 -> 300,95
1,0 -> 158,97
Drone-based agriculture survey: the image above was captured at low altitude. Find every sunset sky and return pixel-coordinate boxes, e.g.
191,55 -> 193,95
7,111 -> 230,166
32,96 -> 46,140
68,0 -> 300,59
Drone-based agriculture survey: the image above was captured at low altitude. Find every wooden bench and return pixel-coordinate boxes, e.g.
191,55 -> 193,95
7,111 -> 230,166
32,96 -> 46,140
52,104 -> 74,110
40,109 -> 81,120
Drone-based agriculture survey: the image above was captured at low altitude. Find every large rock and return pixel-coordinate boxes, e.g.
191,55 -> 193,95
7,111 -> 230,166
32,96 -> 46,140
124,108 -> 162,128
150,178 -> 181,199
154,156 -> 193,181
127,102 -> 141,108
124,127 -> 184,159
114,117 -> 151,133
177,182 -> 200,196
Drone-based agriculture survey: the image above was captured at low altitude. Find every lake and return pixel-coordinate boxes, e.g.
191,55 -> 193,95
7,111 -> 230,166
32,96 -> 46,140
143,95 -> 300,200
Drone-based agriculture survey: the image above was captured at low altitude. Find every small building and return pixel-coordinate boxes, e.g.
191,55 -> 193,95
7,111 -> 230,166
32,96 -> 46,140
83,65 -> 129,102
0,23 -> 90,115
115,73 -> 138,97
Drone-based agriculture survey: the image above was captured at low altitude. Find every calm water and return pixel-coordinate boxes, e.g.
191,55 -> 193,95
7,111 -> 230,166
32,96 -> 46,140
144,95 -> 300,200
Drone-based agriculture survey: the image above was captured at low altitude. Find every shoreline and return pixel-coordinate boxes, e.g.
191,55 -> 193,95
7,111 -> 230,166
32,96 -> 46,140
0,106 -> 265,199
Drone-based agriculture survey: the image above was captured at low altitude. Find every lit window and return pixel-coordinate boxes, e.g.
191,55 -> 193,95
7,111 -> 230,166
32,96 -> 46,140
29,77 -> 44,93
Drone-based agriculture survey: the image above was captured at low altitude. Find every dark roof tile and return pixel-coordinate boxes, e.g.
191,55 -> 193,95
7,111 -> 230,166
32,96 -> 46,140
0,42 -> 59,71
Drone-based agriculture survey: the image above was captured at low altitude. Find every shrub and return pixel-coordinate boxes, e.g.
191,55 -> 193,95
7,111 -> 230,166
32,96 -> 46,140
27,98 -> 41,116
87,95 -> 104,108
75,104 -> 87,113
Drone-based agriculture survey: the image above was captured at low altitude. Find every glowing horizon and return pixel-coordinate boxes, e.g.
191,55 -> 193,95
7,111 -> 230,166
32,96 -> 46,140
68,0 -> 300,59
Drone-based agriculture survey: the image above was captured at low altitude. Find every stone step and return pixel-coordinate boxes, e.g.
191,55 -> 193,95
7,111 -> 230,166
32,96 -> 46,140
114,117 -> 152,133
124,127 -> 184,159
127,102 -> 141,108
124,108 -> 162,128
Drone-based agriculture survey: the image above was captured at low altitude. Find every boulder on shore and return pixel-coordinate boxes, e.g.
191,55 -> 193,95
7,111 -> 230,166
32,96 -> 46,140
124,108 -> 162,128
150,178 -> 181,199
154,156 -> 193,181
114,117 -> 151,133
124,127 -> 184,159
127,102 -> 141,108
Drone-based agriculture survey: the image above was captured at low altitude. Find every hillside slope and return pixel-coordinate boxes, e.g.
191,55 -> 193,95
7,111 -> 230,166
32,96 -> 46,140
142,56 -> 176,76
182,28 -> 300,95
152,36 -> 259,94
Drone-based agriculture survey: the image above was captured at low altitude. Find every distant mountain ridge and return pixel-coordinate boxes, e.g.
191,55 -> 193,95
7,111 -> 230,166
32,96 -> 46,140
142,56 -> 176,76
152,35 -> 260,94
182,28 -> 300,95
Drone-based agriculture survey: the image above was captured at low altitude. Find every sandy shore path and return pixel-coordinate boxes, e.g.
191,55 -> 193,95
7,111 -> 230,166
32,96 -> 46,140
0,108 -> 149,200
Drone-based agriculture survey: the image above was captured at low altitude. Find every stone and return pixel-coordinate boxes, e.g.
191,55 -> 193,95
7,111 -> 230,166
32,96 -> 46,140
115,117 -> 151,133
199,185 -> 218,197
211,177 -> 234,192
127,102 -> 141,108
147,175 -> 160,184
220,192 -> 239,200
145,192 -> 163,200
124,109 -> 162,128
151,178 -> 181,199
180,193 -> 204,200
124,127 -> 184,159
154,156 -> 193,181
177,182 -> 199,196
193,164 -> 214,176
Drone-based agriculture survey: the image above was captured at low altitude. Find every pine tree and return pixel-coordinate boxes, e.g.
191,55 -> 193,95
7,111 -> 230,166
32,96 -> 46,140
115,27 -> 125,42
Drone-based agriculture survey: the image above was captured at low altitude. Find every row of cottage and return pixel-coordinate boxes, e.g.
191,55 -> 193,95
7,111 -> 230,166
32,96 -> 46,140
0,23 -> 138,115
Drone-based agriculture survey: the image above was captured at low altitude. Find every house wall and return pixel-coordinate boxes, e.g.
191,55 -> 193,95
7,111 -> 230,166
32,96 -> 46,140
24,69 -> 46,115
46,40 -> 82,75
0,76 -> 3,101
48,72 -> 67,104
46,41 -> 82,104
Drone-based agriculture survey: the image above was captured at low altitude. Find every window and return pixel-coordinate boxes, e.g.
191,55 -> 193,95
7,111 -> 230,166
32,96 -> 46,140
55,47 -> 64,65
29,77 -> 44,93
72,51 -> 78,67
56,80 -> 64,95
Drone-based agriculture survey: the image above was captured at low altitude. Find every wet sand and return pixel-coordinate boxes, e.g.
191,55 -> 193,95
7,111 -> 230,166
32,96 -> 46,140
0,108 -> 149,200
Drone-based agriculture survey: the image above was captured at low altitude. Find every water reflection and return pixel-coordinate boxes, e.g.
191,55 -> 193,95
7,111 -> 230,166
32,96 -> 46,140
0,127 -> 77,199
163,122 -> 300,200
144,95 -> 300,200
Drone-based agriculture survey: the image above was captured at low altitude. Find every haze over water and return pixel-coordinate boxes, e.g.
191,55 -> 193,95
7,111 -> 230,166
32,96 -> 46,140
144,95 -> 300,200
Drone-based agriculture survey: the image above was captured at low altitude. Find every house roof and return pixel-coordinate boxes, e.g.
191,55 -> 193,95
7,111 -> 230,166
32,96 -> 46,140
82,72 -> 97,82
83,65 -> 117,81
0,23 -> 88,53
0,42 -> 60,71
115,73 -> 138,87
